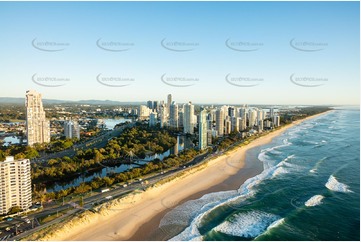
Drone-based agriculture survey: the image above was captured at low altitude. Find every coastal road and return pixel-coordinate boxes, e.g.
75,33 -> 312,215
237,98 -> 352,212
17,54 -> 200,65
9,150 -> 210,241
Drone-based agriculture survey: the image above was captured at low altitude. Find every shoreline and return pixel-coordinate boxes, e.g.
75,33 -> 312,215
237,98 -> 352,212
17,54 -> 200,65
134,148 -> 264,241
39,111 -> 331,241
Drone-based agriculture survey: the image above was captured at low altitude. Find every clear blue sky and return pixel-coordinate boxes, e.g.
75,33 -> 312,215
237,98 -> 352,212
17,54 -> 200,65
0,1 -> 359,105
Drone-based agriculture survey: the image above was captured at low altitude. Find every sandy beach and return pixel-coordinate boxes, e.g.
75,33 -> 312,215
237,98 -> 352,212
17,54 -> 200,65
41,112 -> 329,241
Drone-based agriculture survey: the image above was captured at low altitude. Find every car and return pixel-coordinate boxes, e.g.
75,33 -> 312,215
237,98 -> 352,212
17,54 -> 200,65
122,184 -> 127,188
6,218 -> 13,221
5,227 -> 10,231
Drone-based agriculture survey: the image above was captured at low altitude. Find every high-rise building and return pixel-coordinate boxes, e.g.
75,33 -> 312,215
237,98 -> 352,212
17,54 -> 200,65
257,109 -> 264,124
147,100 -> 153,110
228,107 -> 236,117
270,107 -> 275,118
149,112 -> 157,127
249,109 -> 258,127
209,109 -> 216,123
183,102 -> 194,134
239,118 -> 246,131
64,120 -> 80,139
139,105 -> 151,120
198,109 -> 208,150
167,94 -> 172,113
169,101 -> 179,129
239,108 -> 247,129
239,107 -> 247,118
232,117 -> 241,132
26,90 -> 50,146
265,120 -> 272,129
216,108 -> 224,136
153,101 -> 159,112
273,115 -> 280,127
0,156 -> 32,215
178,108 -> 184,128
258,120 -> 264,131
159,104 -> 168,128
225,118 -> 232,135
207,130 -> 213,145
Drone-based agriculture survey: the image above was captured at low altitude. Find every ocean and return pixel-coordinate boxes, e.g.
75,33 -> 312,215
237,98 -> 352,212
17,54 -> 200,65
159,108 -> 360,241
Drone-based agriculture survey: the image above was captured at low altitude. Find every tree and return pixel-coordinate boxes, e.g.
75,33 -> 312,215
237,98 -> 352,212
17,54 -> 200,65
48,159 -> 58,166
14,152 -> 25,160
8,206 -> 22,215
74,183 -> 91,194
103,177 -> 114,186
24,146 -> 39,159
0,150 -> 6,161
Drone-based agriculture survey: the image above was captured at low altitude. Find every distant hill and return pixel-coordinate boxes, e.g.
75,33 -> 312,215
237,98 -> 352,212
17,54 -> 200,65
0,97 -> 144,106
0,97 -> 25,104
76,100 -> 144,105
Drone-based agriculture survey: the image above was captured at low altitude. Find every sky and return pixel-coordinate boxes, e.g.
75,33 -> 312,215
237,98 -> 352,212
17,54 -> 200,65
0,1 -> 359,105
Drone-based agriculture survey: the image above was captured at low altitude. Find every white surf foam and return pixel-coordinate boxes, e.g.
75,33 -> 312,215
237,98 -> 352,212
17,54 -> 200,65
309,156 -> 328,174
305,195 -> 325,207
267,218 -> 285,230
271,155 -> 298,177
325,175 -> 352,193
254,218 -> 285,239
160,190 -> 237,228
213,211 -> 281,238
165,129 -> 302,241
167,162 -> 280,240
258,143 -> 292,169
272,167 -> 289,177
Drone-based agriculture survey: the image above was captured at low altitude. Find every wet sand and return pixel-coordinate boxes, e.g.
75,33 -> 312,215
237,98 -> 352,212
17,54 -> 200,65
131,151 -> 263,241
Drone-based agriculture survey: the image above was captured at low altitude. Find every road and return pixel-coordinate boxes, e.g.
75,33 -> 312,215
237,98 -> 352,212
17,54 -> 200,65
8,150 -> 210,241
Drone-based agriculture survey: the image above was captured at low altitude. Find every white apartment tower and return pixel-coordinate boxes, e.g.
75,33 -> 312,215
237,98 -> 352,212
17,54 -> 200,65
64,120 -> 80,139
167,94 -> 172,113
249,109 -> 258,127
169,101 -> 179,128
149,112 -> 157,127
273,115 -> 281,127
26,90 -> 50,146
198,109 -> 208,150
183,102 -> 195,134
216,108 -> 224,136
0,156 -> 32,215
139,105 -> 151,120
159,104 -> 168,128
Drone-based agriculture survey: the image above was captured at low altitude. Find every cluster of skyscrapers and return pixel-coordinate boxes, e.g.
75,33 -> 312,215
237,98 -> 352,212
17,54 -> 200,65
139,94 -> 281,151
0,91 -> 281,215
